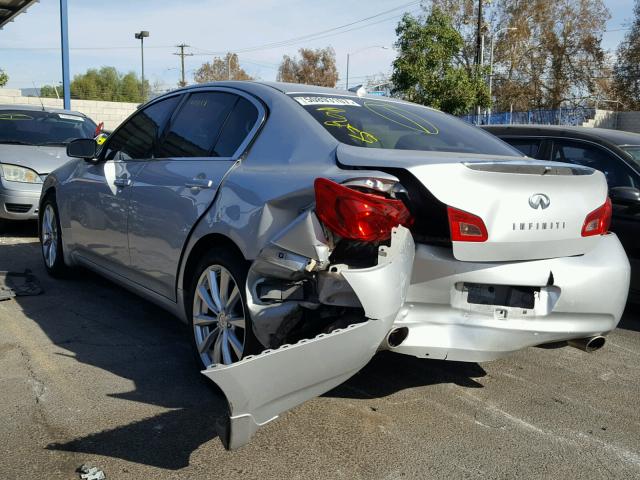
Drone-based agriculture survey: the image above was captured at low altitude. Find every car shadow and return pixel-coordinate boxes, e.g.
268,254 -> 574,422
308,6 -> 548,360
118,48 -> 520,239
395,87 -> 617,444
618,302 -> 640,333
0,219 -> 39,238
2,238 -> 485,470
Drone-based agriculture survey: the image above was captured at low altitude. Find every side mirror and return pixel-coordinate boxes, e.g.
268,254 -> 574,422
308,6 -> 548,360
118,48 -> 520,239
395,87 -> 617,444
610,186 -> 640,206
67,138 -> 98,160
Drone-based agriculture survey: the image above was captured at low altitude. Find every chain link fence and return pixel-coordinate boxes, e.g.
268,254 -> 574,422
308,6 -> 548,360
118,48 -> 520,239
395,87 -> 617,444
459,107 -> 596,127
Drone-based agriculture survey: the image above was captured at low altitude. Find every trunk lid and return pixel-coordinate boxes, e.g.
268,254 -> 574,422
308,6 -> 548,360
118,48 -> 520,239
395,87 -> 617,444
337,144 -> 608,262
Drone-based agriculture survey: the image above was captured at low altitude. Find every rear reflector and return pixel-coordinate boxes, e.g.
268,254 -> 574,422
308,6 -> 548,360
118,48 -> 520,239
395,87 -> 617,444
581,197 -> 612,237
314,178 -> 413,242
447,206 -> 488,242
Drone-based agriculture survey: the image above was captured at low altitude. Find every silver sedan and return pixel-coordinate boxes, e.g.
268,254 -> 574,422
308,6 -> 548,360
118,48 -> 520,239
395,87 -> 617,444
39,81 -> 630,449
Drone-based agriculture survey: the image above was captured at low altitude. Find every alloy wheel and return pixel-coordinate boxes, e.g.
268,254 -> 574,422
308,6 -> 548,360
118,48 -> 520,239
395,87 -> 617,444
41,204 -> 58,269
193,265 -> 246,366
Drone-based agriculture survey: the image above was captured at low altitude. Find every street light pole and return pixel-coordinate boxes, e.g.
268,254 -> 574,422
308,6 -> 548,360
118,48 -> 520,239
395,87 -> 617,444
345,46 -> 388,91
346,53 -> 350,90
134,30 -> 150,101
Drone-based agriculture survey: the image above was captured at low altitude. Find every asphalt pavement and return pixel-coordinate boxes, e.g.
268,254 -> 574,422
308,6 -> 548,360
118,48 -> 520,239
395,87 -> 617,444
1,220 -> 639,479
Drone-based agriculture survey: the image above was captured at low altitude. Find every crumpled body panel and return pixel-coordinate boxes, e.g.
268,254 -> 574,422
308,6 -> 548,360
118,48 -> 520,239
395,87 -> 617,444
202,226 -> 415,449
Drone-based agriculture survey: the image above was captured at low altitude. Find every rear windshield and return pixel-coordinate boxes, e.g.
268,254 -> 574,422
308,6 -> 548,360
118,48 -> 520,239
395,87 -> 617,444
291,94 -> 519,156
0,110 -> 97,146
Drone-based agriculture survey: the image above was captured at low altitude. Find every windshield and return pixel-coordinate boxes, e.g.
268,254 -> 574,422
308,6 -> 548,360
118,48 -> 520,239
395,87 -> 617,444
291,94 -> 520,156
0,110 -> 97,146
621,145 -> 640,169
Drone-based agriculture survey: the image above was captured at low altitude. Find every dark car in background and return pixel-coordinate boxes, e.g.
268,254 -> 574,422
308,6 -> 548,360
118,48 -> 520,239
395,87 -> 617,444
483,125 -> 640,301
0,105 -> 98,225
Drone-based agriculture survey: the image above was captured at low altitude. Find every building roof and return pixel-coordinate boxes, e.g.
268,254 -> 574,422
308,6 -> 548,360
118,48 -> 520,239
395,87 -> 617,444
0,0 -> 38,29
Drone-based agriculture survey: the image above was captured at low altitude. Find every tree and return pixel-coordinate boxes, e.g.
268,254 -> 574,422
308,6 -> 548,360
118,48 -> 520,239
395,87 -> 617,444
39,67 -> 148,102
613,0 -> 640,110
276,47 -> 339,87
491,0 -> 610,111
391,8 -> 489,115
40,84 -> 62,98
0,69 -> 8,87
193,53 -> 253,82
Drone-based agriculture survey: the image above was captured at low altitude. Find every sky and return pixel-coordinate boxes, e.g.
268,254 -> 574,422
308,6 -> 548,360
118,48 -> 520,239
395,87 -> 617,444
0,0 -> 634,92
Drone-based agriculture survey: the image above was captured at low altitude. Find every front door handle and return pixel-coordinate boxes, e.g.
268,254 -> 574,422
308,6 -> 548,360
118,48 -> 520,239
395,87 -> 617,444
185,178 -> 213,189
114,176 -> 132,188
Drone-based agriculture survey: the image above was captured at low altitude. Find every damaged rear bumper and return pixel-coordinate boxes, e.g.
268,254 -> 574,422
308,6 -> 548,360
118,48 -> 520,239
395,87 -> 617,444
202,226 -> 415,449
390,233 -> 630,362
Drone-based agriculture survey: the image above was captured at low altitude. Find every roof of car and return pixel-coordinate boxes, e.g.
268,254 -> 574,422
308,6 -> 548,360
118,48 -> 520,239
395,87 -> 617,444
0,104 -> 88,118
175,80 -> 407,103
482,124 -> 640,146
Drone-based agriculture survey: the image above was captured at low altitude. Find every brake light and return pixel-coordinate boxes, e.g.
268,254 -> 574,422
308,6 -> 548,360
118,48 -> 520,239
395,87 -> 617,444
447,206 -> 488,242
314,178 -> 412,242
581,197 -> 612,237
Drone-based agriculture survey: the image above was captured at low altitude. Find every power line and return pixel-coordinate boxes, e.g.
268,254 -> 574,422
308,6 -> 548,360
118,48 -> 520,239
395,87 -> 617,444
0,1 -> 419,54
190,4 -> 420,56
220,1 -> 419,54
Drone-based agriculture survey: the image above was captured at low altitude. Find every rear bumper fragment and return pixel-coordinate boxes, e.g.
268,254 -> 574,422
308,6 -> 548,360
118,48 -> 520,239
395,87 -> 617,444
203,226 -> 415,449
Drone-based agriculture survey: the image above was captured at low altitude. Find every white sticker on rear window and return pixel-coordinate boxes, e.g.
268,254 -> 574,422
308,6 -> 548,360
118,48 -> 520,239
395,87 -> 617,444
57,113 -> 83,121
294,96 -> 361,107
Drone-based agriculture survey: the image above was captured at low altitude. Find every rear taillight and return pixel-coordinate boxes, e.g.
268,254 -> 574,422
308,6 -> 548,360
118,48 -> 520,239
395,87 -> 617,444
314,178 -> 413,242
581,197 -> 612,237
447,206 -> 488,242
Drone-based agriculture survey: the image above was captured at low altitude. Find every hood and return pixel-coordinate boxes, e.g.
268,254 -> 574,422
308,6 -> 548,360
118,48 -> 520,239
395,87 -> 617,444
0,144 -> 73,174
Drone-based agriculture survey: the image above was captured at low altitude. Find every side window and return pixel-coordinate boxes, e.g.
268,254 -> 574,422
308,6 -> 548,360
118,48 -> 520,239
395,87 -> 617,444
552,140 -> 636,188
214,97 -> 259,157
504,138 -> 542,158
156,92 -> 236,158
104,96 -> 180,160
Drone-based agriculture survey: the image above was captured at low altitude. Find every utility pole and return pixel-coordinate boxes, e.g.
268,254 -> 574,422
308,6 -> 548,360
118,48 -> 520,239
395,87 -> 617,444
173,44 -> 193,87
475,0 -> 483,66
475,0 -> 484,122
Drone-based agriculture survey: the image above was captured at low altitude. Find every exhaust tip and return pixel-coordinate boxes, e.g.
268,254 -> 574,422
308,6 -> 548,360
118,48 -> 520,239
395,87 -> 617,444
568,336 -> 606,353
386,327 -> 409,348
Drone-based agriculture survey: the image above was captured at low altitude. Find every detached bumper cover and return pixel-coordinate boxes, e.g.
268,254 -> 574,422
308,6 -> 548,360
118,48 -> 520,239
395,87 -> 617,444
392,233 -> 630,362
202,226 -> 415,449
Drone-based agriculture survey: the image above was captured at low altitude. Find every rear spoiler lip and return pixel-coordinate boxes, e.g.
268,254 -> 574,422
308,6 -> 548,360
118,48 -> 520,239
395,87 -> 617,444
464,161 -> 594,176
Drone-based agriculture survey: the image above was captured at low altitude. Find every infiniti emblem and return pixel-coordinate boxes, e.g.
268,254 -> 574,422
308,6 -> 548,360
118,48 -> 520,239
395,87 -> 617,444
528,193 -> 550,210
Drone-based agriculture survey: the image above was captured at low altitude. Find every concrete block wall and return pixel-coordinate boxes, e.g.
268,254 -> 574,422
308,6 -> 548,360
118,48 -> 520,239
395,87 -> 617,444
582,110 -> 617,129
0,88 -> 139,130
617,112 -> 640,134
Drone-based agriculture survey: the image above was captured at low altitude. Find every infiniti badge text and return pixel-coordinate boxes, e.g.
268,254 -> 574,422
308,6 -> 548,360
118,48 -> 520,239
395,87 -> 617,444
512,221 -> 566,231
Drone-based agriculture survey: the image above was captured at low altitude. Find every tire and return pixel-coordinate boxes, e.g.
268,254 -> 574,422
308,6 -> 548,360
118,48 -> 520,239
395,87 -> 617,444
39,195 -> 68,277
186,249 -> 259,369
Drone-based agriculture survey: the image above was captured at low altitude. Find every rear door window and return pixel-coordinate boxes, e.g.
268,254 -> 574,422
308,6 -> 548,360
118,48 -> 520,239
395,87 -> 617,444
503,138 -> 543,158
290,94 -> 520,156
214,97 -> 259,157
156,92 -> 236,158
104,95 -> 180,160
552,139 -> 638,188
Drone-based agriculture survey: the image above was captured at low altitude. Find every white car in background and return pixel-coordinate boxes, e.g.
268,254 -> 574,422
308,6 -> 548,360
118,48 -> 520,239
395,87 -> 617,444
0,105 -> 97,224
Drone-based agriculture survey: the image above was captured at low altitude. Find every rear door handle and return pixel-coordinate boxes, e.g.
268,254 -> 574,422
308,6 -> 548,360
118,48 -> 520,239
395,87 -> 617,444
113,177 -> 132,188
185,178 -> 214,189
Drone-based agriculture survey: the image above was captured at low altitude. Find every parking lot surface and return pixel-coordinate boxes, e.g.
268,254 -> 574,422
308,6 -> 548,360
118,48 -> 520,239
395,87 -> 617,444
1,221 -> 639,480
